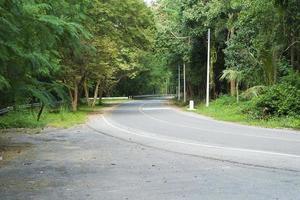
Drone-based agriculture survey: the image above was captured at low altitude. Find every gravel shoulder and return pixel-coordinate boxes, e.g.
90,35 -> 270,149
0,119 -> 300,199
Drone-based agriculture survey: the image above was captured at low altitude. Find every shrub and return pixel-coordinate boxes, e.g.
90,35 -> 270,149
212,95 -> 237,105
241,85 -> 267,100
249,72 -> 300,118
0,111 -> 45,129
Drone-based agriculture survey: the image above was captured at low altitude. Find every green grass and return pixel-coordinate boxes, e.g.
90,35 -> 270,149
0,110 -> 46,129
0,99 -> 128,129
43,107 -> 98,128
177,96 -> 300,130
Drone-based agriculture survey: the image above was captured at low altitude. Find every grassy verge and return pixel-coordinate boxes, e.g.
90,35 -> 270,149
0,99 -> 128,129
175,97 -> 300,130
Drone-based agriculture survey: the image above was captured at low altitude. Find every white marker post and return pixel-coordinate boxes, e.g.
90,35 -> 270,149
188,100 -> 195,110
206,29 -> 211,107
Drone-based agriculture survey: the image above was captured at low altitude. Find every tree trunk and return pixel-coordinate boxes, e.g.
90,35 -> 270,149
291,34 -> 295,69
92,80 -> 100,107
187,83 -> 193,99
236,81 -> 239,103
98,87 -> 103,105
83,79 -> 90,106
296,46 -> 300,71
230,80 -> 236,96
37,103 -> 44,121
72,83 -> 78,112
69,81 -> 78,112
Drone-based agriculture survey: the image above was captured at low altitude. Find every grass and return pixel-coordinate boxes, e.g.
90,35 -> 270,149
43,107 -> 98,128
0,99 -> 128,129
176,96 -> 300,130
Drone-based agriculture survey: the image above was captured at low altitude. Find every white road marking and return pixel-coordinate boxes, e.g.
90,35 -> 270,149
138,103 -> 300,143
142,107 -> 172,111
102,115 -> 300,159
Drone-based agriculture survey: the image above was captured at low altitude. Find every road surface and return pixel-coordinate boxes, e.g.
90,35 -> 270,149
1,98 -> 300,199
89,99 -> 300,172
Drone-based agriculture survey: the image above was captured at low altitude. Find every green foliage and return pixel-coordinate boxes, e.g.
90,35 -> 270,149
250,72 -> 300,118
0,0 -> 154,112
1,0 -> 299,126
114,52 -> 172,95
0,110 -> 45,129
0,99 -> 127,129
193,95 -> 299,129
153,0 -> 300,123
194,95 -> 252,122
0,108 -> 89,129
0,0 -> 86,108
241,86 -> 267,100
220,69 -> 243,82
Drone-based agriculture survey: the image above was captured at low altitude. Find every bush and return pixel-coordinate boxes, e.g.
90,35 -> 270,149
212,95 -> 237,105
0,111 -> 45,129
241,85 -> 267,100
249,72 -> 300,118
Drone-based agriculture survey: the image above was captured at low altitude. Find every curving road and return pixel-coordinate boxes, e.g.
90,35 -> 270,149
89,98 -> 300,171
2,98 -> 300,200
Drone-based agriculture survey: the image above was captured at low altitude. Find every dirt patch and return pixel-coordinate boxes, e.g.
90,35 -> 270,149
87,104 -> 119,119
88,111 -> 104,115
0,128 -> 42,135
0,130 -> 33,167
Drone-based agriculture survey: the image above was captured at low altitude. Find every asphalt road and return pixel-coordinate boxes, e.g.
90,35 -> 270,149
89,99 -> 300,172
1,98 -> 300,199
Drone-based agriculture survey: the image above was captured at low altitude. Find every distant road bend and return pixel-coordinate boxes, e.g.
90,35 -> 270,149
88,97 -> 300,172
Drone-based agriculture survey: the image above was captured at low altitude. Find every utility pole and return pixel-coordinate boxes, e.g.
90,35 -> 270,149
206,28 -> 211,107
178,64 -> 181,100
183,62 -> 186,103
169,31 -> 190,103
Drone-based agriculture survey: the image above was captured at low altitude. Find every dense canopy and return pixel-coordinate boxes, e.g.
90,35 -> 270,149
0,0 -> 154,111
0,0 -> 299,121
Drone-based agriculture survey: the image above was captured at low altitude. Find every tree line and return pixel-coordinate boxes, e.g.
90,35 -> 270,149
1,0 -> 299,119
140,0 -> 299,118
0,0 -> 155,112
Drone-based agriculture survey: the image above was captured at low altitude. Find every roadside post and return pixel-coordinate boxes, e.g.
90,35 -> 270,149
188,100 -> 195,110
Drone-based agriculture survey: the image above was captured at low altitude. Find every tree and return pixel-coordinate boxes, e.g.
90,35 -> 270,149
82,0 -> 155,107
220,69 -> 243,102
0,0 -> 86,113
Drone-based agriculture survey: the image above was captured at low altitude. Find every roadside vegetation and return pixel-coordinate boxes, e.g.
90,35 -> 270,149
0,99 -> 128,129
178,72 -> 300,129
0,0 -> 153,129
1,0 -> 299,130
192,97 -> 300,130
153,0 -> 300,129
0,109 -> 88,129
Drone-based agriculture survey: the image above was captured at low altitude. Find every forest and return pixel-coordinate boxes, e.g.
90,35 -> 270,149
129,0 -> 300,127
0,0 -> 154,110
0,0 -> 299,128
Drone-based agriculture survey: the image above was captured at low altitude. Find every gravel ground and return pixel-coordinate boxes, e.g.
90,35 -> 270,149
0,123 -> 300,200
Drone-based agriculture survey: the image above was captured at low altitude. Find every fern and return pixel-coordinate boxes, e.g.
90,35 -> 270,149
241,85 -> 267,100
0,75 -> 10,90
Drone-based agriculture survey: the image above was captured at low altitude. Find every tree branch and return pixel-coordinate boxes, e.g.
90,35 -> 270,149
169,31 -> 190,39
282,41 -> 300,54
